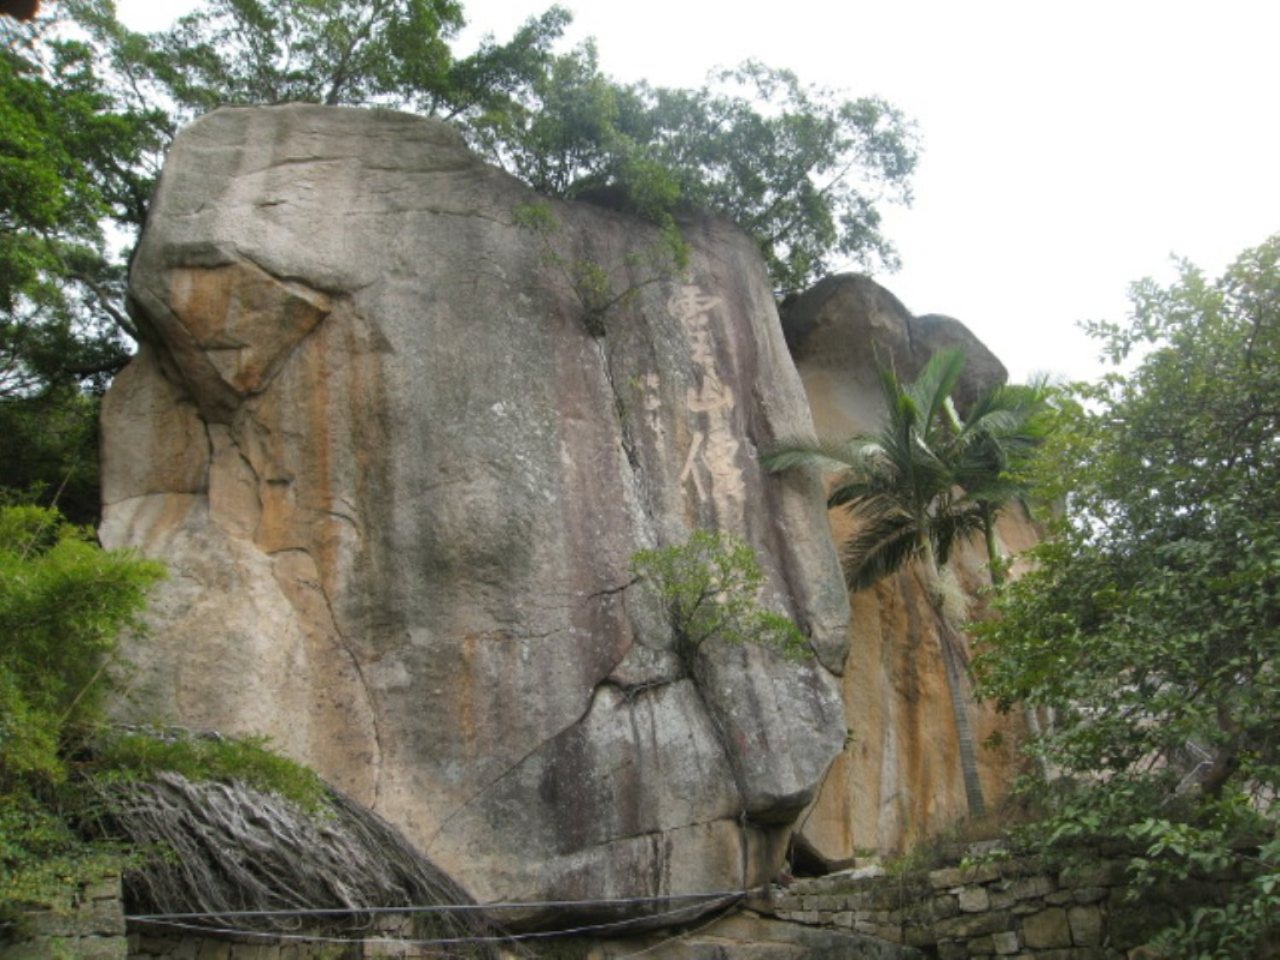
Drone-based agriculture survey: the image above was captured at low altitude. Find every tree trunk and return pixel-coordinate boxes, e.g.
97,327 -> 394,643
982,506 -> 1003,587
918,537 -> 987,818
982,508 -> 1052,781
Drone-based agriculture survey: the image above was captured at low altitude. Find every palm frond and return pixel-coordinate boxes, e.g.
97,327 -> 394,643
762,436 -> 863,475
770,349 -> 1050,600
842,506 -> 922,591
965,406 -> 1029,439
828,477 -> 884,508
932,501 -> 987,566
908,346 -> 967,433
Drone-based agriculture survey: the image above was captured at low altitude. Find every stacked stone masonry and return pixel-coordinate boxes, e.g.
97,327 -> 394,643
1,859 -> 1207,959
128,933 -> 381,958
753,857 -> 1182,959
1,873 -> 127,959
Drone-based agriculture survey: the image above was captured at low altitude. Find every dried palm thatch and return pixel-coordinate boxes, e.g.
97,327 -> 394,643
100,772 -> 505,957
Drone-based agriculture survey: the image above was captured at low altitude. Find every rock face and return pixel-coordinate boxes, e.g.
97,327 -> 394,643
101,105 -> 850,909
779,276 -> 1009,429
780,275 -> 1033,864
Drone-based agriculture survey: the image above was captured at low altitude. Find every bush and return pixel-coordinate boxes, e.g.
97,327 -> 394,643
96,730 -> 329,814
0,503 -> 164,792
631,530 -> 811,666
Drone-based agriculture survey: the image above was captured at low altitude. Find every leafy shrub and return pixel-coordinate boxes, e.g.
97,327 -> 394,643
514,200 -> 688,336
0,503 -> 340,927
631,530 -> 810,665
0,503 -> 165,920
97,730 -> 329,814
0,503 -> 164,791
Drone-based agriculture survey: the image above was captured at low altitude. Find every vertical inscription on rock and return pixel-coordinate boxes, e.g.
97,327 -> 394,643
668,286 -> 746,522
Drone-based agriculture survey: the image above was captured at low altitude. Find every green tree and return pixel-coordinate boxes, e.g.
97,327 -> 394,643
765,348 -> 1044,593
766,348 -> 1048,816
0,503 -> 164,788
949,378 -> 1052,586
71,1 -> 915,294
974,236 -> 1280,957
65,0 -> 571,123
1,14 -> 161,517
477,51 -> 917,292
0,16 -> 159,374
631,530 -> 811,670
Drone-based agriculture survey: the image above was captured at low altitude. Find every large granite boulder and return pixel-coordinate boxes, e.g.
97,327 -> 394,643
780,274 -> 1008,438
780,275 -> 1032,864
100,105 -> 849,910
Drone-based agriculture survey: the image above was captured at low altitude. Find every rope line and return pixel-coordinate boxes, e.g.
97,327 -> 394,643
127,888 -> 762,922
129,893 -> 745,946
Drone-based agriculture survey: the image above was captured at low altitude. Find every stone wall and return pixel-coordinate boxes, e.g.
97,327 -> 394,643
1,872 -> 127,959
0,859 -> 1204,959
129,931 -> 357,958
129,918 -> 444,959
753,857 -> 1196,959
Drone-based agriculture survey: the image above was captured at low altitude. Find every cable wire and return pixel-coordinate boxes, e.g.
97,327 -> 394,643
128,888 -> 760,922
129,893 -> 745,947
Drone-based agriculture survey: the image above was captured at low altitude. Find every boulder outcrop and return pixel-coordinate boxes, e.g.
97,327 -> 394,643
781,275 -> 1033,865
101,105 -> 850,911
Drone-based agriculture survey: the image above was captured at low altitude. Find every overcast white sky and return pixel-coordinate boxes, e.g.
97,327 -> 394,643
118,0 -> 1280,383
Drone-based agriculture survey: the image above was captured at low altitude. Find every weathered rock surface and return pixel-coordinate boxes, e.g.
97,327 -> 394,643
780,275 -> 1032,863
101,105 -> 849,909
780,275 -> 1009,433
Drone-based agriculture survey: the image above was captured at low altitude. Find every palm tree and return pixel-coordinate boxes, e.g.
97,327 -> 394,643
765,347 -> 1047,816
949,379 -> 1052,586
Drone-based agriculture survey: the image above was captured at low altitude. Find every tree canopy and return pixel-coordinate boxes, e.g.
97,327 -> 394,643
974,235 -> 1280,956
0,15 -> 161,518
64,0 -> 916,292
475,52 -> 917,291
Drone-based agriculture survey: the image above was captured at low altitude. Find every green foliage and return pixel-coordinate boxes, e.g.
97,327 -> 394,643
1,31 -> 138,311
0,498 -> 337,928
96,730 -> 329,814
0,502 -> 163,916
630,531 -> 810,665
1,16 -> 161,514
974,235 -> 1280,958
484,53 -> 917,292
1152,834 -> 1280,959
0,389 -> 101,526
0,787 -> 126,924
514,200 -> 688,336
68,0 -> 465,114
0,504 -> 164,791
65,0 -> 569,132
